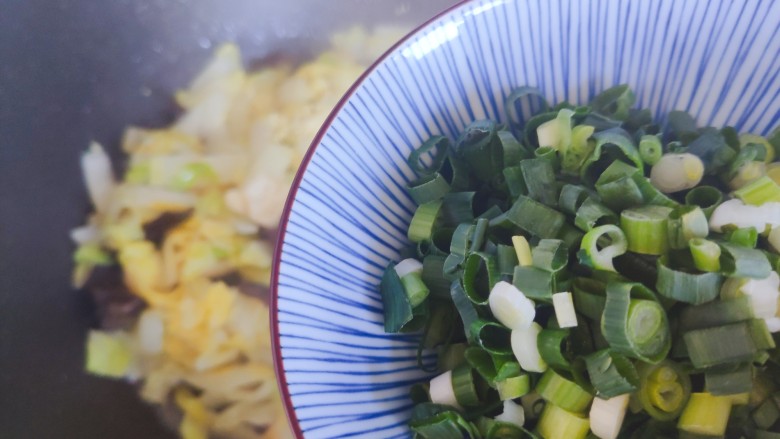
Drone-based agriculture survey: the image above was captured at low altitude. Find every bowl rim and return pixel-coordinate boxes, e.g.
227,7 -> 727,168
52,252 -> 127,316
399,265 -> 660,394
269,0 -> 472,436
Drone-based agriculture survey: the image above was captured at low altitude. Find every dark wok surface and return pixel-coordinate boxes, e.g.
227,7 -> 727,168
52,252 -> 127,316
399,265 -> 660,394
0,1 -> 455,437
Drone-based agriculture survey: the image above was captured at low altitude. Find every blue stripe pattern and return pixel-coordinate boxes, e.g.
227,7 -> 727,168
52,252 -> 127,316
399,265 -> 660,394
276,0 -> 780,437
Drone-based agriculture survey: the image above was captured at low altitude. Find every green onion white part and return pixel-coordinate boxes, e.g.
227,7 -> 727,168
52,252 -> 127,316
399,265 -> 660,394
494,400 -> 526,427
589,394 -> 630,439
489,281 -> 536,330
393,258 -> 424,278
740,271 -> 780,323
649,153 -> 704,193
429,370 -> 461,409
708,198 -> 780,232
512,235 -> 533,266
536,109 -> 573,152
511,322 -> 547,373
552,292 -> 578,328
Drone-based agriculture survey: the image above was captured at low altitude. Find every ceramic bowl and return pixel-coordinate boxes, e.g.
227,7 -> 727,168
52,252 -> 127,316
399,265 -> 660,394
272,0 -> 780,437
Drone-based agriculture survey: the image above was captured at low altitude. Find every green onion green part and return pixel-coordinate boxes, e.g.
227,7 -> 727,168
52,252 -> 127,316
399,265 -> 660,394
688,238 -> 721,272
601,282 -> 671,363
655,257 -> 722,305
619,205 -> 672,255
636,360 -> 692,421
584,349 -> 640,398
536,369 -> 593,413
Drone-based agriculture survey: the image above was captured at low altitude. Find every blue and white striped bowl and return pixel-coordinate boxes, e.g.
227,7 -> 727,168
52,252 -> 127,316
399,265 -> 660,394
271,0 -> 780,437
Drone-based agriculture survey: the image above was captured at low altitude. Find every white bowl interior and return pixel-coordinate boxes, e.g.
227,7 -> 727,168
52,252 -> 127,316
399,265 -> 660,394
274,0 -> 780,437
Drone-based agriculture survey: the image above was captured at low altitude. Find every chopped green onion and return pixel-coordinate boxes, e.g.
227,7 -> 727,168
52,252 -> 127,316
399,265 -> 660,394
537,403 -> 590,439
537,328 -> 573,375
410,410 -> 479,438
734,175 -> 780,205
408,172 -> 451,205
464,346 -> 497,383
408,200 -> 443,243
678,393 -> 732,437
636,360 -> 692,421
719,242 -> 772,279
578,225 -> 628,272
532,239 -> 569,273
667,205 -> 709,250
639,135 -> 663,165
602,282 -> 671,363
451,281 -> 479,343
462,252 -> 499,305
498,381 -> 532,407
488,281 -> 536,330
496,244 -> 519,277
401,272 -> 430,307
408,135 -> 450,176
381,264 -> 415,333
422,256 -> 452,299
571,277 -> 607,320
580,130 -> 643,186
620,205 -> 672,255
740,133 -> 775,163
650,153 -> 704,193
552,292 -> 578,328
749,318 -> 776,350
684,322 -> 757,368
590,84 -> 635,121
455,120 -> 504,182
497,374 -> 531,401
556,223 -> 584,253
558,184 -> 592,215
655,257 -> 722,305
512,266 -> 554,301
726,226 -> 759,248
503,165 -> 528,198
684,185 -> 723,218
470,319 -> 513,356
584,349 -> 639,398
561,125 -> 596,175
589,394 -> 630,439
739,272 -> 780,320
512,235 -> 533,267
521,158 -> 559,206
451,363 -> 481,407
499,129 -> 532,166
494,399 -> 527,429
429,370 -> 461,409
506,195 -> 566,238
679,296 -> 754,332
441,192 -> 476,226
705,362 -> 753,396
685,129 -> 737,175
511,322 -> 547,373
689,238 -> 721,272
595,161 -> 645,211
536,369 -> 593,413
574,198 -> 617,232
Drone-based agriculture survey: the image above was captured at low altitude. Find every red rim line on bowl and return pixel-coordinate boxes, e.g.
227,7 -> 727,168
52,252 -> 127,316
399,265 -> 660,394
270,0 -> 472,437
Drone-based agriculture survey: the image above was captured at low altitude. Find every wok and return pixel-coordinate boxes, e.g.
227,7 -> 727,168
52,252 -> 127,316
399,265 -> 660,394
0,1 -> 456,437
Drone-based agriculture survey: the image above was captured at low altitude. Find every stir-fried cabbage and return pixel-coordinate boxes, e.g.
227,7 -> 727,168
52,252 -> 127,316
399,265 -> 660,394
74,26 -> 405,439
